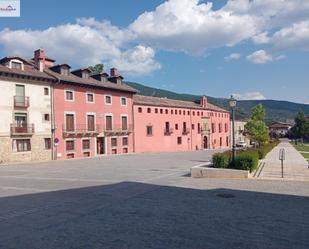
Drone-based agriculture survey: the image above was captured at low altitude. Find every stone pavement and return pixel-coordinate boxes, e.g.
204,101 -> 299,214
259,142 -> 309,181
0,150 -> 309,249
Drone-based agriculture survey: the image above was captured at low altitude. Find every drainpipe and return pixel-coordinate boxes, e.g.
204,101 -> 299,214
131,98 -> 136,153
51,77 -> 60,160
189,108 -> 193,150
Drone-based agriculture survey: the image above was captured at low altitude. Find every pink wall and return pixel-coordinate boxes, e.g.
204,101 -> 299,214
133,104 -> 230,153
53,84 -> 134,159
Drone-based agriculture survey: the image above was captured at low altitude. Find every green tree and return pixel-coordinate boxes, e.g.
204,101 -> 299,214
291,111 -> 309,141
245,104 -> 269,146
89,64 -> 104,74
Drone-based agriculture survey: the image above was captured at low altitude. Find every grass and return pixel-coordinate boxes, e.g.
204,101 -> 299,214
301,153 -> 309,159
293,143 -> 309,152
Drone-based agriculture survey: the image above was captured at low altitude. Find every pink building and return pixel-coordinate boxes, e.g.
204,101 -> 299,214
133,95 -> 230,153
33,49 -> 137,160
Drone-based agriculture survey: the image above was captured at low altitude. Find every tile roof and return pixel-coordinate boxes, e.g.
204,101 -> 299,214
0,64 -> 54,80
44,67 -> 138,93
133,95 -> 228,112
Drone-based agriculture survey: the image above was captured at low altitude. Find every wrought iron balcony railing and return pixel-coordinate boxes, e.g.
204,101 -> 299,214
14,96 -> 29,108
10,123 -> 34,135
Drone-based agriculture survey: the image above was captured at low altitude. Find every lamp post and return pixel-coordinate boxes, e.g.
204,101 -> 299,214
229,95 -> 237,166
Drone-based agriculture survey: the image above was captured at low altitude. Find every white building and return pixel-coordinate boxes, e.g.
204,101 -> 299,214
0,54 -> 55,163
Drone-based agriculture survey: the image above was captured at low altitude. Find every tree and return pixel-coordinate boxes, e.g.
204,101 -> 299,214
290,111 -> 309,141
89,64 -> 104,74
245,104 -> 269,146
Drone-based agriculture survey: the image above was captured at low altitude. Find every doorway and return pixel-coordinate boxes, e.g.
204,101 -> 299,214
203,136 -> 208,149
96,137 -> 105,155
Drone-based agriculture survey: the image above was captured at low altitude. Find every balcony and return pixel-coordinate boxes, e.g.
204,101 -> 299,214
10,123 -> 34,136
164,128 -> 173,136
62,124 -> 103,137
104,124 -> 133,136
14,96 -> 29,108
182,128 -> 190,135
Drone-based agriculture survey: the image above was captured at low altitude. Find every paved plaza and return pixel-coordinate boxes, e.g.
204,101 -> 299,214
0,149 -> 309,249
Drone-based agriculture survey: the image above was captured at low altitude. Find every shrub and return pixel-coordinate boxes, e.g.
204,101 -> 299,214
212,152 -> 230,168
234,152 -> 259,172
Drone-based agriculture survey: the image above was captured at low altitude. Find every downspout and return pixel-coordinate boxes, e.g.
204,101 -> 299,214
190,108 -> 193,150
132,97 -> 136,153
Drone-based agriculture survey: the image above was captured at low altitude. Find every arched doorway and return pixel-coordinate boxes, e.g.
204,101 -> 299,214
203,136 -> 208,149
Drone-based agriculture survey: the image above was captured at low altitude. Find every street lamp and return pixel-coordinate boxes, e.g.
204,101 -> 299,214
229,95 -> 237,166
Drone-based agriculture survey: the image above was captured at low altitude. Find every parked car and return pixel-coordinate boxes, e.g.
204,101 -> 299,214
236,141 -> 247,148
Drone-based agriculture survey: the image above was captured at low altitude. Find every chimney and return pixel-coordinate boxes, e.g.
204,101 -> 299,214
110,67 -> 118,77
200,96 -> 208,108
34,48 -> 46,72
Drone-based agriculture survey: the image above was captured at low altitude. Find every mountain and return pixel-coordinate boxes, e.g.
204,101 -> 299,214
126,81 -> 309,123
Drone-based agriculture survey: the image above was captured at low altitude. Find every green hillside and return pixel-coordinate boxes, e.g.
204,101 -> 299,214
126,81 -> 309,123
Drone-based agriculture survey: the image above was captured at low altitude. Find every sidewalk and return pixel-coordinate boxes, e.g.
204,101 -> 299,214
259,142 -> 309,181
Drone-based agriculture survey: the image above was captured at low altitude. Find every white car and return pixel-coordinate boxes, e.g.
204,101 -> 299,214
236,141 -> 247,148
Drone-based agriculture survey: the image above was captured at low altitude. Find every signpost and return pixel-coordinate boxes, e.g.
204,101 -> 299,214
279,148 -> 285,178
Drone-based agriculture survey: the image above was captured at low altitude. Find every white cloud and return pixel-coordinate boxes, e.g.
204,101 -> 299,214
252,32 -> 270,44
109,45 -> 161,75
246,50 -> 273,64
233,92 -> 266,100
224,53 -> 241,61
0,21 -> 160,75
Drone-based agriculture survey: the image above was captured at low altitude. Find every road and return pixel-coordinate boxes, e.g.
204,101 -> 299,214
0,150 -> 309,249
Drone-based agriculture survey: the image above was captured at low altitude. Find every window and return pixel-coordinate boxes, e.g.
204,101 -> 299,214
61,67 -> 69,76
105,115 -> 112,130
87,114 -> 95,131
220,137 -> 222,147
138,107 -> 142,113
146,125 -> 153,136
147,108 -> 151,113
44,87 -> 49,96
175,110 -> 178,115
225,123 -> 228,133
105,95 -> 112,104
66,140 -> 75,151
11,61 -> 22,70
122,137 -> 128,146
65,90 -> 74,101
197,111 -> 200,116
201,112 -> 203,116
191,124 -> 195,130
177,137 -> 182,145
44,138 -> 51,150
171,110 -> 174,114
12,139 -> 31,152
160,109 -> 163,114
226,136 -> 229,146
187,111 -> 190,115
111,137 -> 117,147
86,93 -> 94,103
165,109 -> 168,114
193,111 -> 195,116
155,108 -> 158,114
175,123 -> 178,130
65,114 -> 75,131
120,97 -> 126,105
198,123 -> 201,134
121,116 -> 128,130
219,123 -> 222,133
183,110 -> 185,115
82,72 -> 89,79
211,123 -> 215,133
82,139 -> 90,150
43,114 -> 50,121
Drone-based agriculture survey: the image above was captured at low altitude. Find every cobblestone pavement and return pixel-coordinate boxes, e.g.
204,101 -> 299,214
259,142 -> 309,181
0,150 -> 309,249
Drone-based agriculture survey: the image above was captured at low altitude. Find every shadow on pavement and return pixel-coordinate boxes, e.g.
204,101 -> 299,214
0,182 -> 308,249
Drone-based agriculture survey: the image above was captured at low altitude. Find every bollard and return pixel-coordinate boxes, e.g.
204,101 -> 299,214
279,148 -> 285,178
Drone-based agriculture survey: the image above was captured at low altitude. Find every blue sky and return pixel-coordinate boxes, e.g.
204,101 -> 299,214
0,0 -> 308,103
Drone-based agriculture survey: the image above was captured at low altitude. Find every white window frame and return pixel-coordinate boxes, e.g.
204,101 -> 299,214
86,112 -> 96,131
120,114 -> 128,131
42,113 -> 51,122
111,136 -> 118,148
120,96 -> 127,106
64,89 -> 74,102
81,137 -> 91,151
122,136 -> 129,147
85,91 -> 95,104
9,59 -> 24,70
65,138 -> 76,152
64,111 -> 76,131
105,113 -> 113,130
104,94 -> 112,105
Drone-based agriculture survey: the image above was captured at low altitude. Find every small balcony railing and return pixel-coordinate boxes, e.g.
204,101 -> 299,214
104,124 -> 133,136
182,128 -> 190,135
14,96 -> 29,108
62,124 -> 102,136
164,128 -> 173,136
10,123 -> 34,135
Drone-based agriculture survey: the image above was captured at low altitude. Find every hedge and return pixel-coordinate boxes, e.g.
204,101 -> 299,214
212,152 -> 230,168
234,152 -> 259,172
